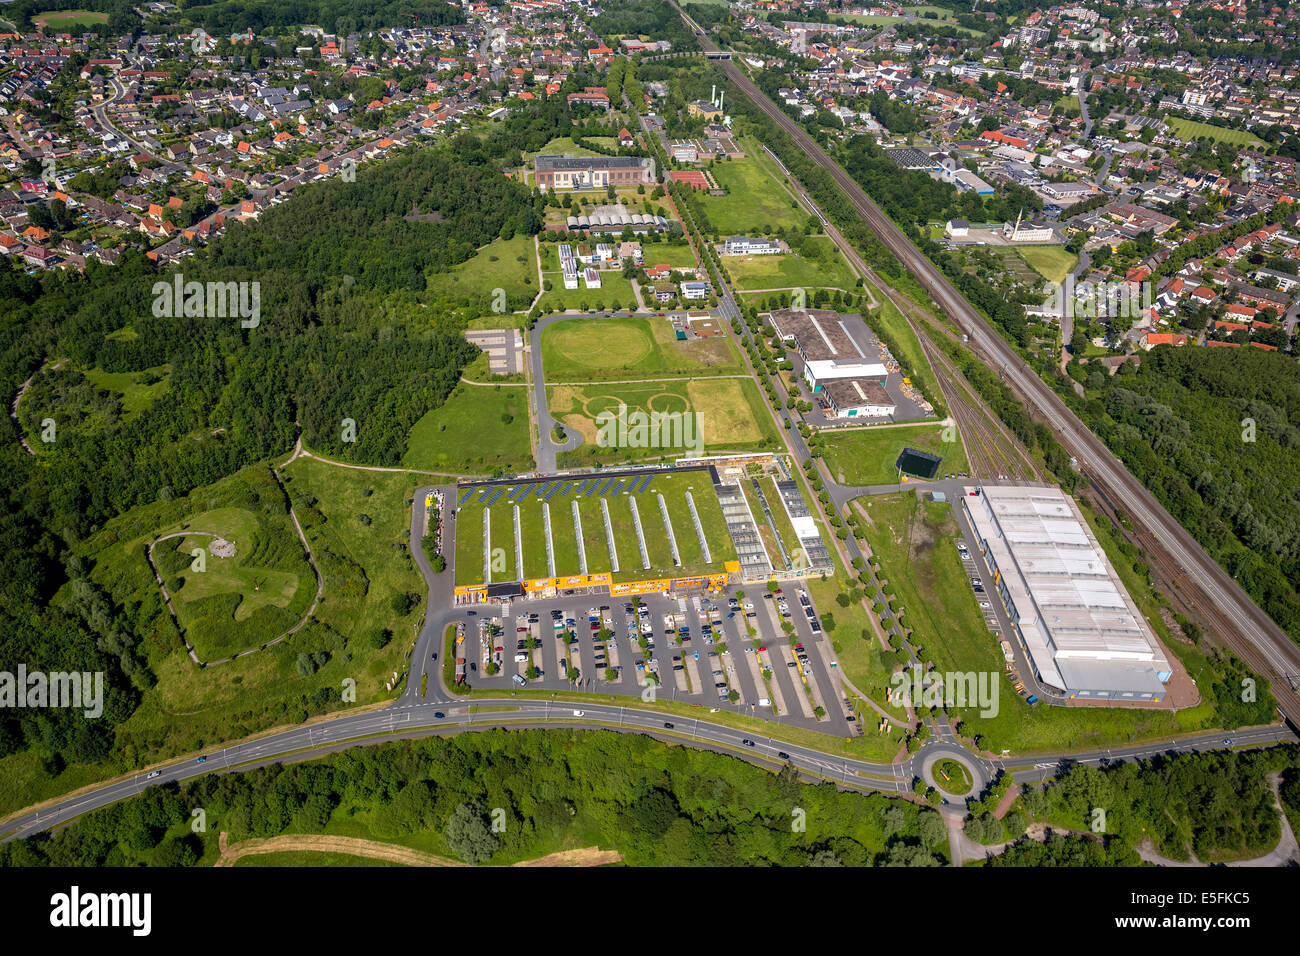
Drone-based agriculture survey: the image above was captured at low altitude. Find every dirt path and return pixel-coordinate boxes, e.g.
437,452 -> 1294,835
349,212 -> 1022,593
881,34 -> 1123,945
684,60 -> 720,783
214,832 -> 623,868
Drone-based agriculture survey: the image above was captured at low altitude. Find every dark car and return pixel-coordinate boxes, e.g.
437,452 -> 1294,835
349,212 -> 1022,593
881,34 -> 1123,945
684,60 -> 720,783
741,739 -> 755,747
434,711 -> 445,719
664,722 -> 674,729
196,756 -> 207,764
776,751 -> 790,761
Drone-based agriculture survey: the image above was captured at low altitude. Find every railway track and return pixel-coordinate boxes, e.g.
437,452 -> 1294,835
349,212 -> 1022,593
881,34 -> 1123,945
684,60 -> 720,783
676,5 -> 1300,725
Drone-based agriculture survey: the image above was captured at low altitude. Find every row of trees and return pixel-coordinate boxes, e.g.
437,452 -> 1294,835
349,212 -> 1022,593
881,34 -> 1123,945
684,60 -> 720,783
3,729 -> 951,867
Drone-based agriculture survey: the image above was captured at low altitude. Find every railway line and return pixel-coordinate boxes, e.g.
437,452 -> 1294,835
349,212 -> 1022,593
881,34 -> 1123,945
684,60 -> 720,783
675,4 -> 1300,724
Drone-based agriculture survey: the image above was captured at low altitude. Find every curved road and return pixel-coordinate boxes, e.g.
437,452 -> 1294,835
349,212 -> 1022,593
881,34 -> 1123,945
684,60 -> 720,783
674,4 -> 1300,727
2,485 -> 1293,844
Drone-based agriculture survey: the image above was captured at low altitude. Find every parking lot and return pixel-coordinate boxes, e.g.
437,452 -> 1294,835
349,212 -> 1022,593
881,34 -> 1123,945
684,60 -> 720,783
448,586 -> 855,733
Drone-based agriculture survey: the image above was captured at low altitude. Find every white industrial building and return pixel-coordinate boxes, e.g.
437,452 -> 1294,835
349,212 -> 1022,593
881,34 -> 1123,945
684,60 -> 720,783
768,308 -> 887,392
963,484 -> 1172,701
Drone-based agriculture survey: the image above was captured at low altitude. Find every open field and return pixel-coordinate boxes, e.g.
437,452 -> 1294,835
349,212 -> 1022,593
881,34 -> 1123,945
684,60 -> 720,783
857,492 -> 993,678
699,149 -> 807,235
404,356 -> 533,474
1013,245 -> 1077,284
426,235 -> 537,304
82,365 -> 171,418
151,497 -> 314,662
817,423 -> 967,486
34,10 -> 109,30
859,492 -> 1244,755
452,469 -> 738,586
531,137 -> 607,158
723,240 -> 858,292
833,9 -> 985,36
0,462 -> 419,818
550,377 -> 782,465
537,272 -> 638,313
541,315 -> 742,380
1165,117 -> 1265,148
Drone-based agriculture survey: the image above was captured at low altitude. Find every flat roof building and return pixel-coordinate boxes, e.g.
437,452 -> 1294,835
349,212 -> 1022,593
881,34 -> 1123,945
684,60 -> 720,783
768,308 -> 887,393
962,483 -> 1171,701
820,377 -> 896,419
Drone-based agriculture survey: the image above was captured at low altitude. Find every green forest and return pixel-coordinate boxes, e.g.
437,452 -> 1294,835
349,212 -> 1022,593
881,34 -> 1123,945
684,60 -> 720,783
1070,346 -> 1300,643
0,730 -> 950,868
978,744 -> 1300,865
0,116 -> 567,780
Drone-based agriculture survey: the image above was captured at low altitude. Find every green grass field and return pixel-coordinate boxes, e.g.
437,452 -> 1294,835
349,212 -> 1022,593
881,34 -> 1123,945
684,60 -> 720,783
550,376 -> 782,465
856,491 -> 998,676
426,235 -> 537,305
403,356 -> 533,474
700,149 -> 807,235
452,470 -> 738,586
817,423 -> 966,486
0,461 -> 421,818
1165,117 -> 1265,149
532,137 -> 606,159
82,365 -> 171,418
152,495 -> 315,662
1013,245 -> 1078,284
723,239 -> 858,293
34,10 -> 109,30
537,272 -> 638,313
541,315 -> 742,381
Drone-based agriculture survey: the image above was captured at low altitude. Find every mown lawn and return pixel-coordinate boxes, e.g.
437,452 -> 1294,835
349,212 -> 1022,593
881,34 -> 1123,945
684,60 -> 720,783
541,315 -> 741,380
817,423 -> 967,486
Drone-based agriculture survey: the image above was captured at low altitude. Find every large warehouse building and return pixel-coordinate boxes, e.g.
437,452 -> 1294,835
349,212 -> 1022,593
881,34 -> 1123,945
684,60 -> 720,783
768,308 -> 896,419
962,484 -> 1172,701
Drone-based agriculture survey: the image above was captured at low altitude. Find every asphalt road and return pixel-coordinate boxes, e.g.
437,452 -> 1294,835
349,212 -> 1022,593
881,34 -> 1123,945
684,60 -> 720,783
674,5 -> 1300,727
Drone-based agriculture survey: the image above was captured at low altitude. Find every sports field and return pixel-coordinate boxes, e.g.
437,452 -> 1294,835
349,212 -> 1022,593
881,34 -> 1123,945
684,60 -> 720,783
34,10 -> 109,30
1165,117 -> 1264,149
549,377 -> 781,463
452,470 -> 737,586
541,315 -> 742,380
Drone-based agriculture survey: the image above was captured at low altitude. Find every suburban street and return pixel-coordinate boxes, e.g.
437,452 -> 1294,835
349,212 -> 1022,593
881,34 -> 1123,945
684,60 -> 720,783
672,3 -> 1300,730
